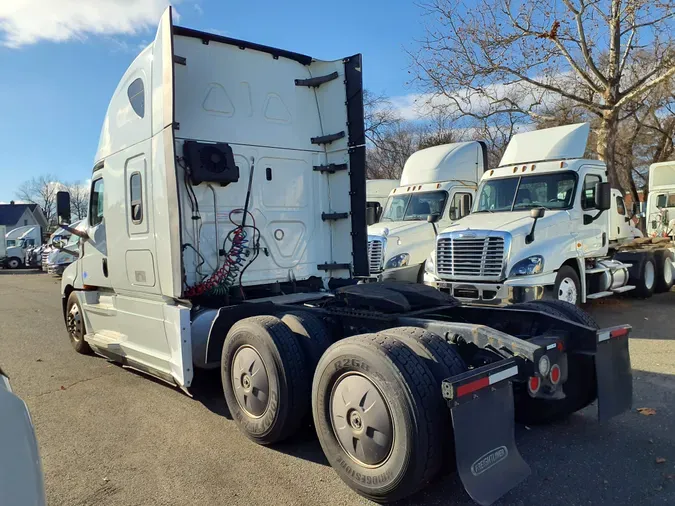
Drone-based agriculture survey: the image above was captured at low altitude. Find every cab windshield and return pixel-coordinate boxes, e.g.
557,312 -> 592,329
380,191 -> 448,222
474,172 -> 576,213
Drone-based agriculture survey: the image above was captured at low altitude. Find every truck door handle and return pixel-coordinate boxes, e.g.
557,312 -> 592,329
102,258 -> 109,278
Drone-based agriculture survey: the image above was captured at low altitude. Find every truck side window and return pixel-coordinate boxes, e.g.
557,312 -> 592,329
449,192 -> 472,220
127,78 -> 145,118
130,173 -> 143,224
90,178 -> 105,226
616,196 -> 626,215
581,174 -> 601,210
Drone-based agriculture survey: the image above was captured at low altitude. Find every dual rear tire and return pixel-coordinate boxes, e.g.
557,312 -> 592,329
221,317 -> 465,502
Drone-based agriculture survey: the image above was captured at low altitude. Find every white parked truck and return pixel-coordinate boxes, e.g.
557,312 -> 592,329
424,123 -> 673,306
366,142 -> 482,282
0,225 -> 6,264
45,221 -> 84,276
2,226 -> 42,269
646,160 -> 675,238
55,9 -> 635,505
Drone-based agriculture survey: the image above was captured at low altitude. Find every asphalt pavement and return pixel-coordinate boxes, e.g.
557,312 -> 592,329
0,270 -> 673,506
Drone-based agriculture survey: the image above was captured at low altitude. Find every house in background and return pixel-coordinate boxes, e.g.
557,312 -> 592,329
0,202 -> 49,234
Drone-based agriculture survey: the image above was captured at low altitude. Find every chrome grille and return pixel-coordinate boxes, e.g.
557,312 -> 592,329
367,238 -> 385,274
41,249 -> 50,265
437,236 -> 505,279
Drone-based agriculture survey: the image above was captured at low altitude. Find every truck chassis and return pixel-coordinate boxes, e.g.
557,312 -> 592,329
64,281 -> 632,505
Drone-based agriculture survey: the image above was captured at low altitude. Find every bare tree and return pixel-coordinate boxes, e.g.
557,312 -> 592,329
66,181 -> 90,220
15,174 -> 62,224
413,0 -> 675,203
364,90 -> 402,148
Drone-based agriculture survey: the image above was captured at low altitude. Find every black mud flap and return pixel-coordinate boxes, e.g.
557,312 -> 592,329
595,325 -> 633,422
444,361 -> 531,505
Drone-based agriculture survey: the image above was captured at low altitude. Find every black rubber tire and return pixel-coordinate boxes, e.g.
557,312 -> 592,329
509,301 -> 598,424
7,257 -> 22,269
280,311 -> 334,371
222,315 -> 309,445
653,249 -> 674,293
516,300 -> 599,328
552,265 -> 581,305
379,327 -> 466,467
65,291 -> 92,354
631,252 -> 657,298
312,333 -> 442,503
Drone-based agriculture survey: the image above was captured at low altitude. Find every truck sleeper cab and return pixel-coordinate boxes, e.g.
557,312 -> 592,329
425,123 -> 674,306
58,10 -> 634,505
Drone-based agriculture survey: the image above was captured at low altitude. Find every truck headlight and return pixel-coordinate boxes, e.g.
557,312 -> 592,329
385,253 -> 410,269
425,252 -> 435,275
509,256 -> 544,276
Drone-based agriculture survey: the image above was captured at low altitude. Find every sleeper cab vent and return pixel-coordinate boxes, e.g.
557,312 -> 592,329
183,141 -> 240,186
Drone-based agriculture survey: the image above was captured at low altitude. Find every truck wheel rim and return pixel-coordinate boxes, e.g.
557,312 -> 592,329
231,345 -> 270,418
330,372 -> 393,467
558,278 -> 577,303
67,304 -> 82,340
9,259 -> 19,269
644,261 -> 655,289
664,258 -> 673,285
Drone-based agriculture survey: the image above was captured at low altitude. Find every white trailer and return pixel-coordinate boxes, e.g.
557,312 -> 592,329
54,10 -> 635,505
366,142 -> 483,282
424,123 -> 674,306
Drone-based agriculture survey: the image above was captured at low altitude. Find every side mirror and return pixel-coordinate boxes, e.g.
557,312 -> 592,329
449,208 -> 458,220
56,191 -> 71,224
594,182 -> 611,211
530,207 -> 545,219
632,201 -> 639,217
427,214 -> 440,223
366,205 -> 378,226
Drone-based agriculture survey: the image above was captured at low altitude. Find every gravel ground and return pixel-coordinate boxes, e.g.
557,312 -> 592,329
0,270 -> 673,506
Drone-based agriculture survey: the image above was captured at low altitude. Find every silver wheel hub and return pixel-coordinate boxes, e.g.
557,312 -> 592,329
664,258 -> 673,284
558,277 -> 577,303
644,261 -> 655,289
67,304 -> 82,340
231,346 -> 269,418
330,373 -> 393,467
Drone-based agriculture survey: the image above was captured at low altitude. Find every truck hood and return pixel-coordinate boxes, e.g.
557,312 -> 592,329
441,211 -> 537,235
369,221 -> 436,241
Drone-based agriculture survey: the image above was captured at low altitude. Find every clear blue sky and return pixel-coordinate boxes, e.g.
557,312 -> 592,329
0,0 -> 425,202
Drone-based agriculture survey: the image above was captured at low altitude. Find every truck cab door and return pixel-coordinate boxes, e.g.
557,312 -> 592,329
79,175 -> 112,288
447,191 -> 473,224
610,194 -> 633,241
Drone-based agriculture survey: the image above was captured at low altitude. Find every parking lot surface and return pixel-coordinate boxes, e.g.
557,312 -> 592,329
1,270 -> 673,505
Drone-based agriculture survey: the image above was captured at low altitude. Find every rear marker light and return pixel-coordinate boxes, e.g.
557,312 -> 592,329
610,327 -> 629,338
598,327 -> 630,342
455,365 -> 518,398
550,365 -> 561,385
528,376 -> 541,393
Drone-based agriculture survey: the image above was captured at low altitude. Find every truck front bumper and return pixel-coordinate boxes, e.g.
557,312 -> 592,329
424,272 -> 557,306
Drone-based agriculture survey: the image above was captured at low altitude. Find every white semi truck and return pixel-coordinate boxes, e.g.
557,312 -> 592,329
365,178 -> 398,225
424,123 -> 673,306
366,142 -> 482,282
2,226 -> 42,269
646,160 -> 675,238
55,9 -> 635,505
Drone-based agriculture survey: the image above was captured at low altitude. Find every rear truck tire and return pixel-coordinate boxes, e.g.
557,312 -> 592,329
379,327 -> 467,467
280,311 -> 333,371
509,301 -> 598,424
221,315 -> 309,445
312,333 -> 443,503
7,257 -> 22,269
551,265 -> 581,305
631,252 -> 656,298
653,249 -> 674,293
65,291 -> 92,354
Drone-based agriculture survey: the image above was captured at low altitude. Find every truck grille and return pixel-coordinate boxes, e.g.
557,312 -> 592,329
41,249 -> 50,265
367,238 -> 385,274
437,236 -> 505,279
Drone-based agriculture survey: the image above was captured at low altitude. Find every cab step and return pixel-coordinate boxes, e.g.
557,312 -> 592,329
612,285 -> 635,293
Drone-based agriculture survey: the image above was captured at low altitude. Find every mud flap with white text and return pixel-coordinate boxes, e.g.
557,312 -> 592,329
595,326 -> 632,422
449,374 -> 530,505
